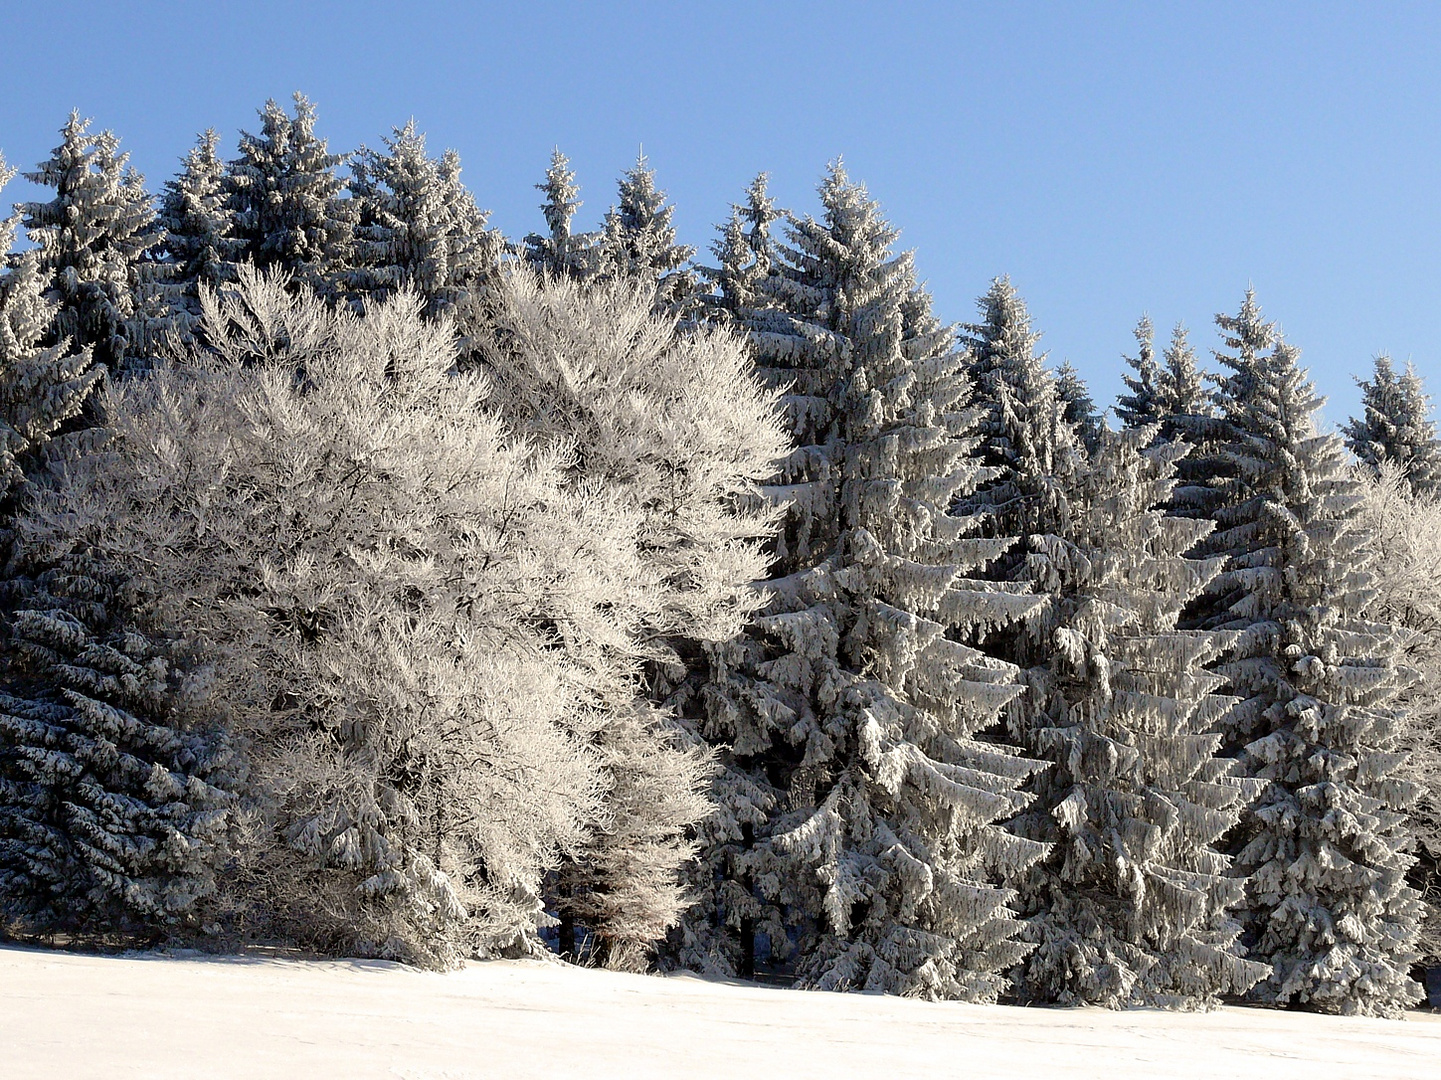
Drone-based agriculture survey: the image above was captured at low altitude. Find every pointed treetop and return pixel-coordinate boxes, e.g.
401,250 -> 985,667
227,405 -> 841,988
1344,354 -> 1441,494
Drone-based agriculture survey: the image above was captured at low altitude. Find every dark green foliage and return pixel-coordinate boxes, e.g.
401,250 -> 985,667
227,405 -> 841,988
223,93 -> 356,295
19,113 -> 166,372
1343,355 -> 1441,496
1179,291 -> 1423,1017
0,557 -> 241,938
593,155 -> 698,314
522,149 -> 594,280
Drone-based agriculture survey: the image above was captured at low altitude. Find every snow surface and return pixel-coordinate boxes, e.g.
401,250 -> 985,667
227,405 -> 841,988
2,944 -> 1439,1079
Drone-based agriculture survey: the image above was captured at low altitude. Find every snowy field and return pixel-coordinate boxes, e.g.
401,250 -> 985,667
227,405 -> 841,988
2,945 -> 1439,1080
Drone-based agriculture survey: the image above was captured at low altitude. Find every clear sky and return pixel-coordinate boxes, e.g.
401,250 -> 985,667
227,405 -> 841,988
1,1 -> 1437,427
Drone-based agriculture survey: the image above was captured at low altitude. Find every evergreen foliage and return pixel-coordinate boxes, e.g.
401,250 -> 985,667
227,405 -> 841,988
1002,427 -> 1267,1007
1343,355 -> 1441,497
0,157 -> 104,493
699,173 -> 782,327
0,555 -> 242,939
959,276 -> 1084,553
348,122 -> 503,318
157,129 -> 233,334
19,113 -> 165,372
1179,292 -> 1423,1017
522,150 -> 593,280
593,154 -> 699,314
1117,318 -> 1211,446
1054,361 -> 1104,454
684,165 -> 1050,1000
223,93 -> 356,295
0,158 -> 235,940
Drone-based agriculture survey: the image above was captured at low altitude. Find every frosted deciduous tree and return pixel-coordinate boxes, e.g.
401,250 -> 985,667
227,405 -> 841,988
18,268 -> 655,967
223,93 -> 356,295
19,114 -> 165,372
158,129 -> 234,335
1002,428 -> 1267,1008
593,155 -> 699,315
522,150 -> 593,280
471,268 -> 785,970
1355,464 -> 1441,969
686,165 -> 1049,999
1180,293 -> 1423,1017
1343,355 -> 1441,496
348,122 -> 503,318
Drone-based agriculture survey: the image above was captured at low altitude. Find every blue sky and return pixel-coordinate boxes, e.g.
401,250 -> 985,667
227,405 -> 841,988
1,1 -> 1438,426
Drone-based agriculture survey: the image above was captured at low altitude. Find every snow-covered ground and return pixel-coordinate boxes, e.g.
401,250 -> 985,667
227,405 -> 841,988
2,945 -> 1438,1080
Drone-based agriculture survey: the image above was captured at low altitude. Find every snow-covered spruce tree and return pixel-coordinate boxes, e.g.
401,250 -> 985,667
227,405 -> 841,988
698,173 -> 782,329
0,156 -> 238,941
1355,464 -> 1441,969
521,150 -> 594,280
157,129 -> 233,336
1115,315 -> 1162,431
17,266 -> 662,967
682,165 -> 1050,998
223,93 -> 356,296
0,555 -> 244,941
1055,361 -> 1104,454
1179,293 -> 1423,1016
593,155 -> 699,315
1117,319 -> 1213,448
0,155 -> 104,493
470,268 -> 785,970
1343,355 -> 1441,496
19,113 -> 166,373
347,122 -> 503,318
958,276 -> 1083,554
998,426 -> 1267,1008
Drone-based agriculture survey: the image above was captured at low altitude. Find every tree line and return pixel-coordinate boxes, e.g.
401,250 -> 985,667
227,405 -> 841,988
0,93 -> 1438,1019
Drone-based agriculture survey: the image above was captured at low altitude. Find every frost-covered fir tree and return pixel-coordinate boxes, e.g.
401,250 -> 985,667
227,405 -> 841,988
699,173 -> 782,328
521,150 -> 593,280
593,154 -> 699,315
1115,315 -> 1162,431
0,156 -> 104,492
959,276 -> 1084,551
1116,318 -> 1211,445
685,165 -> 1050,999
1055,361 -> 1104,454
19,114 -> 165,372
0,554 -> 243,939
157,129 -> 233,334
0,157 -> 236,940
223,93 -> 355,295
1180,293 -> 1424,1017
348,122 -> 503,318
1000,427 -> 1267,1008
1343,355 -> 1441,496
